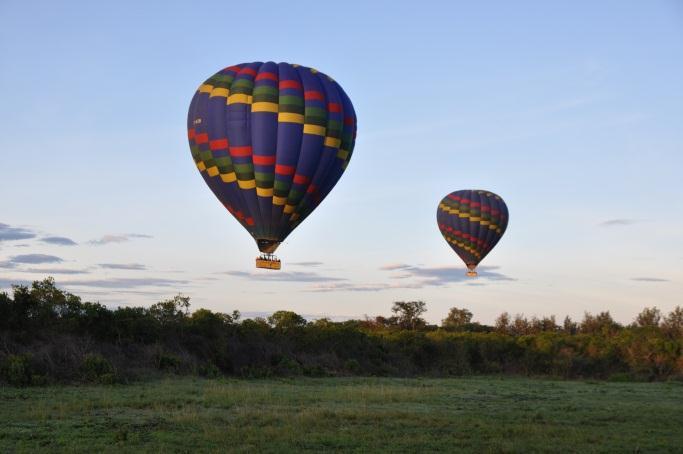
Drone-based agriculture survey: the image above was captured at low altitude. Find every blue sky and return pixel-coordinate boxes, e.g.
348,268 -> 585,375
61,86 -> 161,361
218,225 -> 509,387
1,0 -> 682,324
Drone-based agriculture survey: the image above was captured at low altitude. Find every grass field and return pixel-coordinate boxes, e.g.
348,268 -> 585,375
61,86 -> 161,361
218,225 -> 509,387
1,377 -> 682,453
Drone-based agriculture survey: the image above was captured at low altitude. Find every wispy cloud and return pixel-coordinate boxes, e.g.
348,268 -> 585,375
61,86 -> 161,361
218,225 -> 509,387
288,261 -> 324,267
62,277 -> 188,289
223,270 -> 346,283
40,236 -> 77,246
88,233 -> 153,245
24,268 -> 89,275
0,223 -> 36,242
395,265 -> 515,285
309,264 -> 514,293
379,263 -> 413,271
308,281 -> 424,293
0,277 -> 31,288
0,254 -> 64,268
99,263 -> 147,271
630,277 -> 669,283
599,219 -> 639,227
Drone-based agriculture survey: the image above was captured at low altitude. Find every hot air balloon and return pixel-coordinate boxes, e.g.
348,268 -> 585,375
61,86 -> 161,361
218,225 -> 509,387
187,62 -> 357,270
437,190 -> 508,277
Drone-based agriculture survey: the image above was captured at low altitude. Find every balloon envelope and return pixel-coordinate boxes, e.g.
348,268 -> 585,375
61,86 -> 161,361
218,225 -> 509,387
436,190 -> 508,273
187,62 -> 357,254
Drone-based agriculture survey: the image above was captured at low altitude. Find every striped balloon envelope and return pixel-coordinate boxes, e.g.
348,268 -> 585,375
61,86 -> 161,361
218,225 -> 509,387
437,190 -> 509,276
187,62 -> 357,269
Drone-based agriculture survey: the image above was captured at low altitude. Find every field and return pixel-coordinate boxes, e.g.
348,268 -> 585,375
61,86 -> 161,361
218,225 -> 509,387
1,377 -> 682,453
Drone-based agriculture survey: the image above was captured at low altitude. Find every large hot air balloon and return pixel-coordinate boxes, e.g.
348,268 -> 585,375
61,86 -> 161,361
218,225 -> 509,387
437,190 -> 508,276
187,62 -> 357,270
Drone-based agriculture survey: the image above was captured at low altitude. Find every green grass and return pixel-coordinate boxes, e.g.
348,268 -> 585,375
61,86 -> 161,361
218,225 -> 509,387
1,377 -> 682,453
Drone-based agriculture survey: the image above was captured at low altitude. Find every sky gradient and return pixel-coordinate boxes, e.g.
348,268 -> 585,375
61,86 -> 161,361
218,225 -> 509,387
1,0 -> 682,324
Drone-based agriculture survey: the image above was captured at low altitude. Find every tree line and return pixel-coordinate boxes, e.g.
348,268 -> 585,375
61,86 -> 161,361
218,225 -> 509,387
1,278 -> 681,386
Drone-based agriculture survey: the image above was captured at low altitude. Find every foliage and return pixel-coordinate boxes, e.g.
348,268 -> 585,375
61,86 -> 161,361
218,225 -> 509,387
0,279 -> 682,385
391,300 -> 427,330
442,306 -> 473,330
80,354 -> 116,384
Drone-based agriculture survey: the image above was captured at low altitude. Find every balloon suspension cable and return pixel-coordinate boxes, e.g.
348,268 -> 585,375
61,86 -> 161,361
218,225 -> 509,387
255,253 -> 281,270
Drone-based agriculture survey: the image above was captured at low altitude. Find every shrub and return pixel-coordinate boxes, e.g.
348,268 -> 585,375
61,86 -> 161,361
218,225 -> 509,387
80,353 -> 116,383
1,354 -> 33,386
155,352 -> 182,372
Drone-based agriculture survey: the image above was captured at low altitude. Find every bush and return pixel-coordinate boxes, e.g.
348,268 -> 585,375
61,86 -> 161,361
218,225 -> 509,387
197,362 -> 221,378
1,354 -> 33,386
155,352 -> 183,372
344,359 -> 361,374
80,354 -> 116,383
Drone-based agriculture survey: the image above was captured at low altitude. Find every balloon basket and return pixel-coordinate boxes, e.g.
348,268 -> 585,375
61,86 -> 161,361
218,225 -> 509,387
256,254 -> 281,270
466,270 -> 477,277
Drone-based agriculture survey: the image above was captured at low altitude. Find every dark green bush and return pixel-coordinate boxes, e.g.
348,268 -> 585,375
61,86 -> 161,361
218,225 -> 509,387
80,353 -> 116,383
154,352 -> 182,372
1,354 -> 33,386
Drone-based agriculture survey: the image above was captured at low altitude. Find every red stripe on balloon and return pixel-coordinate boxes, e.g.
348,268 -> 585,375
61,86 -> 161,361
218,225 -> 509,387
253,155 -> 276,165
240,67 -> 257,77
256,72 -> 277,81
293,174 -> 309,185
304,91 -> 324,101
275,164 -> 295,176
279,80 -> 302,90
230,146 -> 252,157
328,103 -> 341,113
210,138 -> 228,150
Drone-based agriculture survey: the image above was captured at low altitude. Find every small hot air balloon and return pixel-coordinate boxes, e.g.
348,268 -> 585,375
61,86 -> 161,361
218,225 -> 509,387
437,190 -> 508,276
187,62 -> 357,270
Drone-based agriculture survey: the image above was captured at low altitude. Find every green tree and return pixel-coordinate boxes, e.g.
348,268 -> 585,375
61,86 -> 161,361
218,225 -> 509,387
563,316 -> 578,334
391,301 -> 427,330
634,307 -> 662,327
442,307 -> 473,331
663,306 -> 683,336
580,311 -> 621,335
149,294 -> 190,323
495,312 -> 511,334
268,311 -> 307,330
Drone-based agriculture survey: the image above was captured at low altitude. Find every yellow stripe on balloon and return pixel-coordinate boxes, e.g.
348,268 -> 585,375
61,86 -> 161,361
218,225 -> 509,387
278,112 -> 304,124
283,204 -> 295,214
303,124 -> 326,136
210,88 -> 229,98
273,196 -> 287,205
199,84 -> 213,93
256,187 -> 273,197
228,94 -> 253,105
337,149 -> 349,160
207,166 -> 219,177
445,237 -> 481,259
220,172 -> 237,183
196,161 -> 207,171
324,137 -> 341,148
237,179 -> 256,189
252,102 -> 278,113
